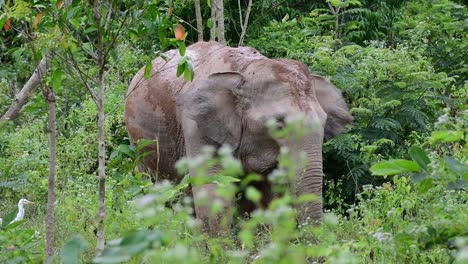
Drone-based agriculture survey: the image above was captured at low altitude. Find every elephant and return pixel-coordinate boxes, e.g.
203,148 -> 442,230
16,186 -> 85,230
124,41 -> 352,234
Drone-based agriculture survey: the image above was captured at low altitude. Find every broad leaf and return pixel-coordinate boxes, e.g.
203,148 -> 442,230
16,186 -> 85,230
409,145 -> 430,172
176,63 -> 185,77
370,159 -> 420,176
418,178 -> 434,194
183,62 -> 194,81
430,130 -> 464,144
52,68 -> 63,90
61,235 -> 87,264
444,156 -> 468,180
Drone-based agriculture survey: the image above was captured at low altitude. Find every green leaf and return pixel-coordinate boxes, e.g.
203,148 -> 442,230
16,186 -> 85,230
213,176 -> 240,186
409,145 -> 430,172
178,55 -> 187,66
158,27 -> 168,48
444,156 -> 468,180
1,209 -> 18,228
183,62 -> 194,81
67,6 -> 81,20
83,27 -> 97,34
245,186 -> 262,203
239,230 -> 253,248
0,14 -> 7,29
176,63 -> 185,77
61,235 -> 87,264
370,159 -> 420,176
430,130 -> 464,144
418,178 -> 434,194
135,139 -> 154,152
144,61 -> 152,79
5,219 -> 26,230
297,193 -> 319,203
207,18 -> 213,29
241,174 -> 262,186
52,68 -> 63,90
11,48 -> 25,60
179,42 -> 186,56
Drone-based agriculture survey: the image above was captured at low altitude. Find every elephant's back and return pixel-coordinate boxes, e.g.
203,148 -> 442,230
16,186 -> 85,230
124,42 -> 226,180
124,41 -> 267,180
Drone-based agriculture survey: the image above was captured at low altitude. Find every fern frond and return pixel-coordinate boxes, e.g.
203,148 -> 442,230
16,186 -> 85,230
371,118 -> 402,131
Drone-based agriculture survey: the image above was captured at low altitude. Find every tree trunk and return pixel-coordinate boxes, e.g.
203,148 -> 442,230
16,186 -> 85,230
95,0 -> 107,255
194,0 -> 203,41
210,1 -> 217,40
0,54 -> 51,124
216,0 -> 225,45
45,87 -> 57,263
96,79 -> 106,255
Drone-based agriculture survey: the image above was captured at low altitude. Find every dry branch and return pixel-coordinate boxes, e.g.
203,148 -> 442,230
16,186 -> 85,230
0,54 -> 52,124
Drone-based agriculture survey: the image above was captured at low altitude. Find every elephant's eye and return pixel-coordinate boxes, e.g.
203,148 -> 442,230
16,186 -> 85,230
274,115 -> 286,130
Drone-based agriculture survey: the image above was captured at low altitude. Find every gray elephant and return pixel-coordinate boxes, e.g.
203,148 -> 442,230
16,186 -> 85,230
124,41 -> 352,234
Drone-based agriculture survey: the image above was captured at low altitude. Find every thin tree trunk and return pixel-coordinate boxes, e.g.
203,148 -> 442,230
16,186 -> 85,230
216,0 -> 225,45
95,0 -> 107,255
0,54 -> 51,124
96,76 -> 106,255
210,1 -> 217,40
238,0 -> 253,46
194,0 -> 203,41
45,87 -> 57,263
327,2 -> 340,40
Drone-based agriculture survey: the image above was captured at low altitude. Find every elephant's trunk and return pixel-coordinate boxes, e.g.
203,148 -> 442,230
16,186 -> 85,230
289,130 -> 324,224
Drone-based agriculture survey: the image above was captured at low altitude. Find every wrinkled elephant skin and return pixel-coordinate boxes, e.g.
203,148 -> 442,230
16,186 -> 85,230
125,41 -> 352,235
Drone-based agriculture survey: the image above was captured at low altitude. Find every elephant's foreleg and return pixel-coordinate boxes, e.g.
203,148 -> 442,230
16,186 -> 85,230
192,182 -> 235,235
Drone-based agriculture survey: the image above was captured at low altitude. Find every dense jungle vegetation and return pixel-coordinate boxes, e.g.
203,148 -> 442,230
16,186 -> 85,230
0,0 -> 467,263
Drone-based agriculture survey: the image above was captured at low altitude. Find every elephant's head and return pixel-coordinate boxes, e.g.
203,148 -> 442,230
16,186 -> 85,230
179,59 -> 352,223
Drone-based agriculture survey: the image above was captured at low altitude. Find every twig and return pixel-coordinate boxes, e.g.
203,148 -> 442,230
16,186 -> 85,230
238,0 -> 253,46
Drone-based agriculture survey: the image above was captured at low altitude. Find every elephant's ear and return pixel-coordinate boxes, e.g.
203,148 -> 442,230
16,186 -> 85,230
178,72 -> 245,149
312,76 -> 353,141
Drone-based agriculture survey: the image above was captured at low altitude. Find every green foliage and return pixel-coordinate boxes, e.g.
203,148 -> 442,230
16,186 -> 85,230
394,0 -> 468,82
0,221 -> 42,263
342,112 -> 467,262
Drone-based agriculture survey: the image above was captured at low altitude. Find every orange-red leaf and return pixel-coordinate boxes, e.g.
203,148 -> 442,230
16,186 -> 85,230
174,23 -> 185,41
4,18 -> 11,32
56,0 -> 64,9
34,12 -> 43,29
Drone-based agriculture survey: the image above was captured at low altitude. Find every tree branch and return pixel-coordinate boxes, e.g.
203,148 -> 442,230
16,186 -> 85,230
238,0 -> 253,46
210,1 -> 217,41
0,54 -> 52,124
